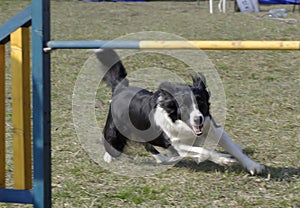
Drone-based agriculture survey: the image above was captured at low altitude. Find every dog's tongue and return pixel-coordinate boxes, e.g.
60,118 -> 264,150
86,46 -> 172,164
192,125 -> 203,136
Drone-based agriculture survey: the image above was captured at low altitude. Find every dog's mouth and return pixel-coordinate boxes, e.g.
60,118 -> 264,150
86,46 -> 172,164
192,124 -> 203,136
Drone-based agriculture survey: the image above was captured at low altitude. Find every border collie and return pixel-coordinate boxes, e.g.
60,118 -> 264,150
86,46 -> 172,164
96,49 -> 264,175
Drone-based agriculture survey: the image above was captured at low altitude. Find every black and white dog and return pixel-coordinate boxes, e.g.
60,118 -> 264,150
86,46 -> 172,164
96,49 -> 264,175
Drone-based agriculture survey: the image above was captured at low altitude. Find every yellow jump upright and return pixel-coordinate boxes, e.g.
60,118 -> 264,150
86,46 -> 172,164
0,44 -> 5,188
10,27 -> 32,190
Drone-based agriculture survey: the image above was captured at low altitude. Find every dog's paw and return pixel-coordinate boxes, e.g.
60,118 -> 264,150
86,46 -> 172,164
209,153 -> 238,166
103,152 -> 113,163
216,156 -> 238,166
153,154 -> 182,164
165,156 -> 182,164
245,161 -> 265,175
153,153 -> 170,164
218,153 -> 235,159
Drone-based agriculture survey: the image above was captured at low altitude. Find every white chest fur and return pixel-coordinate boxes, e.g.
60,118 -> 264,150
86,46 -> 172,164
153,106 -> 197,147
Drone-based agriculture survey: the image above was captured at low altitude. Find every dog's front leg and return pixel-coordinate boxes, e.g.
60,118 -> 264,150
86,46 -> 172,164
217,128 -> 265,175
175,144 -> 236,165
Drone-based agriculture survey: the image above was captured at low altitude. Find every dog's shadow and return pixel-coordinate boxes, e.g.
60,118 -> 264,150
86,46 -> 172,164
174,148 -> 300,181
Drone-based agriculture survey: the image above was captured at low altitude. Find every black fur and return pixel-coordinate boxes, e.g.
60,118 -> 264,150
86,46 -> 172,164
101,58 -> 172,157
192,74 -> 210,117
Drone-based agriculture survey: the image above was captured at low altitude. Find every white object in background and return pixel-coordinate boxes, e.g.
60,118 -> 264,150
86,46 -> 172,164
236,0 -> 260,12
269,8 -> 288,18
210,0 -> 213,14
218,0 -> 226,13
223,0 -> 226,12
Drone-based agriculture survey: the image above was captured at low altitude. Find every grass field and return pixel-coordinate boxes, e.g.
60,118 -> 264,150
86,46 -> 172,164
1,0 -> 300,207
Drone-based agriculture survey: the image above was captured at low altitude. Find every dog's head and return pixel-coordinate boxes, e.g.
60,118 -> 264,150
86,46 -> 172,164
157,74 -> 210,136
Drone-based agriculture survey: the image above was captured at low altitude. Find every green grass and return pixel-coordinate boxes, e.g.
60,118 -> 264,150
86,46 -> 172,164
1,0 -> 300,207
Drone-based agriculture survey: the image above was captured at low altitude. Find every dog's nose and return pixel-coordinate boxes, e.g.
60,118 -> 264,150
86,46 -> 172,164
194,114 -> 204,125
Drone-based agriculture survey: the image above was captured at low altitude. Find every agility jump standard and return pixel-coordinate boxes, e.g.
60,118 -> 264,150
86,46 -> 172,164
0,1 -> 300,208
0,2 -> 51,208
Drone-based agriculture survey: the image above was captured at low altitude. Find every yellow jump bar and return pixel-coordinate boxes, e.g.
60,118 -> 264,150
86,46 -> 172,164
139,40 -> 300,50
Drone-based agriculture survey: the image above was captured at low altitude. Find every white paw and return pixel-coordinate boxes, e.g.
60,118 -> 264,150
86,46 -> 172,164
245,161 -> 265,175
166,156 -> 182,164
209,153 -> 238,166
103,152 -> 113,163
214,156 -> 238,166
153,154 -> 182,164
218,153 -> 235,159
153,153 -> 169,164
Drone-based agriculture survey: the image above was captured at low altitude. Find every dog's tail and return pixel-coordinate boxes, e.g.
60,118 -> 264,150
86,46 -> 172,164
94,49 -> 129,92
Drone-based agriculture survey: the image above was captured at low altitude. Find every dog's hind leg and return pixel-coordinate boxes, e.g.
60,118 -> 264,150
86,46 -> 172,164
103,108 -> 127,163
103,135 -> 126,163
103,130 -> 128,163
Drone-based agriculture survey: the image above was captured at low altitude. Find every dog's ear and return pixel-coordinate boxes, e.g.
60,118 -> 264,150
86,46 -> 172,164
158,82 -> 175,94
157,88 -> 179,121
158,88 -> 177,111
158,87 -> 174,103
192,73 -> 211,101
158,82 -> 179,104
192,73 -> 207,89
